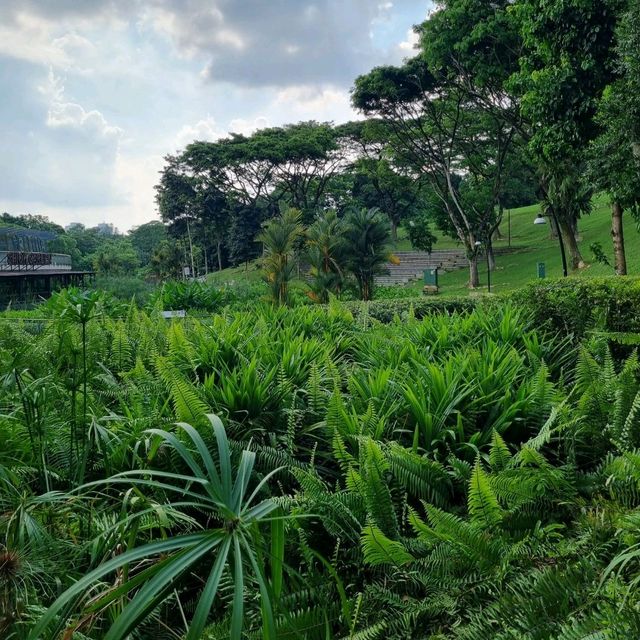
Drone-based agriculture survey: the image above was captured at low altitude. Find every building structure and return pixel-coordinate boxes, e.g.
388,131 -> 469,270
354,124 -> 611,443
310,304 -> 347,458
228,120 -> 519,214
0,227 -> 93,306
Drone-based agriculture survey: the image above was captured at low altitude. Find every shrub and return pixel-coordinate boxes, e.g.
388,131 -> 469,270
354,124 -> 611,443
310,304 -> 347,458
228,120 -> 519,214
511,277 -> 640,337
344,296 -> 476,322
93,275 -> 157,304
151,280 -> 233,312
372,286 -> 426,301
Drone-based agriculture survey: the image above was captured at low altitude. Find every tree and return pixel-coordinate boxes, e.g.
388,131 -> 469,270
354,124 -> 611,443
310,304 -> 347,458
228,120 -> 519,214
343,207 -> 391,301
352,59 -> 515,287
351,157 -> 423,242
335,120 -> 424,241
92,238 -> 140,276
258,207 -> 304,306
227,203 -> 265,268
513,0 -> 622,270
129,221 -> 167,266
306,209 -> 347,303
589,0 -> 640,275
46,233 -> 82,269
0,212 -> 65,235
182,122 -> 350,222
150,238 -> 183,280
66,225 -> 103,269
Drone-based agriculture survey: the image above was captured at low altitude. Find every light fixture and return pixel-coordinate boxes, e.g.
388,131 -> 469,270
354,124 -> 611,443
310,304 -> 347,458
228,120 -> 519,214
533,215 -> 546,225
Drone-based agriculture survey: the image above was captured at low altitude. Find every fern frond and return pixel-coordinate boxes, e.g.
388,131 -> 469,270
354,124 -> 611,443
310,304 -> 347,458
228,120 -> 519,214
468,459 -> 502,529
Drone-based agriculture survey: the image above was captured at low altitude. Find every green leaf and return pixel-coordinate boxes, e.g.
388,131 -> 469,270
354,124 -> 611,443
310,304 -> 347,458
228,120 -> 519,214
468,458 -> 502,529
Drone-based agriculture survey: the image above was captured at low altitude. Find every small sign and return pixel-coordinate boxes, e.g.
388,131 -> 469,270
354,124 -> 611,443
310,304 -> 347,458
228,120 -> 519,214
161,310 -> 186,319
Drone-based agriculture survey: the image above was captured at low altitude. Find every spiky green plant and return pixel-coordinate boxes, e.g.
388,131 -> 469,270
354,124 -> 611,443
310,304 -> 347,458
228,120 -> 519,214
28,415 -> 287,640
258,207 -> 304,306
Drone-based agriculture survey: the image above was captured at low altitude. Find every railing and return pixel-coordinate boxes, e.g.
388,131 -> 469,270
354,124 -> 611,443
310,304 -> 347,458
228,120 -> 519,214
0,251 -> 72,271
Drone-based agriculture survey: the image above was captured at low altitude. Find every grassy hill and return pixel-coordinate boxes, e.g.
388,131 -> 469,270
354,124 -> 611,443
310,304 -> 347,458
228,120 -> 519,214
427,194 -> 638,296
208,195 -> 638,296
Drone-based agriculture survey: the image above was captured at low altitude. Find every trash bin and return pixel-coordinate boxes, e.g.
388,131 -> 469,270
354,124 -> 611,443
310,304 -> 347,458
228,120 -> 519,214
423,268 -> 438,287
537,262 -> 546,279
423,268 -> 439,295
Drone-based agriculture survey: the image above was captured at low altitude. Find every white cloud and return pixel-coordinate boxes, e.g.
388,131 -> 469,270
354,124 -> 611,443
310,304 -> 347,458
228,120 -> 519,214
39,69 -> 122,139
273,85 -> 353,121
0,0 -> 430,231
398,27 -> 420,54
0,11 -> 69,66
228,116 -> 270,136
174,116 -> 225,148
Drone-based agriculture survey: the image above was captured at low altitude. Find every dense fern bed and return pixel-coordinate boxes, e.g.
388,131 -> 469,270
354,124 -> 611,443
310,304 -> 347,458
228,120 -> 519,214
1,293 -> 640,638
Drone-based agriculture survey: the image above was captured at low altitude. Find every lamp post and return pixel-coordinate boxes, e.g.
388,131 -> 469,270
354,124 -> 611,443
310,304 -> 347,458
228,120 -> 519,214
533,213 -> 568,277
474,240 -> 491,293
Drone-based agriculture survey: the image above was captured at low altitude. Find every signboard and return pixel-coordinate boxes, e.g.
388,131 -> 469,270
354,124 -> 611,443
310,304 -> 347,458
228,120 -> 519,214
6,252 -> 52,266
161,310 -> 186,319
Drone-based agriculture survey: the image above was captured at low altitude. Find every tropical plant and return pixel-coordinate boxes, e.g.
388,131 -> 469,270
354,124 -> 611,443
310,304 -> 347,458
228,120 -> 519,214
306,209 -> 347,303
29,415 -> 286,640
258,207 -> 304,306
342,207 -> 392,301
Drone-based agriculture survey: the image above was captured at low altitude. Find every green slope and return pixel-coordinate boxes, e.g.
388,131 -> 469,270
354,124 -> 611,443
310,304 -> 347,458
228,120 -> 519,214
207,195 -> 638,297
399,195 -> 639,296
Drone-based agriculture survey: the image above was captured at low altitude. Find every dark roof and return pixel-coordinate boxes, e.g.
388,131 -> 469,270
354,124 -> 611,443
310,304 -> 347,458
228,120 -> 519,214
0,270 -> 93,278
0,227 -> 57,241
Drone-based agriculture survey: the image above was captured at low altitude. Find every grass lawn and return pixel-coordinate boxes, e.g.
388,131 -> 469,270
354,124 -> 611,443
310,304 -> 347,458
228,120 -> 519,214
207,262 -> 264,284
399,195 -> 639,297
207,195 -> 638,297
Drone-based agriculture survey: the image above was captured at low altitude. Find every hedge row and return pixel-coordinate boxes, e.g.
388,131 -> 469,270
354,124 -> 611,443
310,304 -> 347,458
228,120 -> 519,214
511,277 -> 640,337
345,278 -> 640,336
344,296 -> 477,323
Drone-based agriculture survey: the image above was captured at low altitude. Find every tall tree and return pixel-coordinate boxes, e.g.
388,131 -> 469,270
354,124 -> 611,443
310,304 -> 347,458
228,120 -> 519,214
182,122 -> 349,222
343,207 -> 392,301
513,0 -> 622,269
352,1 -> 521,287
589,0 -> 640,275
92,238 -> 140,276
227,203 -> 265,268
352,59 -> 514,287
129,221 -> 167,265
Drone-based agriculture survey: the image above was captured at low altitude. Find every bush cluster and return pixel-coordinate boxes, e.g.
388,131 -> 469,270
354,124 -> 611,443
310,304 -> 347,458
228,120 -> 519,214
511,277 -> 640,337
344,296 -> 477,322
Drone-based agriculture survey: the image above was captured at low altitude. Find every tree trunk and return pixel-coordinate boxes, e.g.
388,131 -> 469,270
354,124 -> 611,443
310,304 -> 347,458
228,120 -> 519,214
570,217 -> 580,243
559,218 -> 585,269
468,254 -> 480,288
486,238 -> 496,271
216,241 -> 223,272
494,201 -> 504,240
611,201 -> 627,276
391,219 -> 398,242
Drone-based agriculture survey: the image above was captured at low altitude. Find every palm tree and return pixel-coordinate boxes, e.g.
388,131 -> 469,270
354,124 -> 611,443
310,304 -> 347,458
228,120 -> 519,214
258,208 -> 304,306
343,207 -> 392,301
306,209 -> 347,303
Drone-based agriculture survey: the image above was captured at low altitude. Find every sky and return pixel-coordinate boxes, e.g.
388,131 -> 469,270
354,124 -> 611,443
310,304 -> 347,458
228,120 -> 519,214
0,1 -> 431,232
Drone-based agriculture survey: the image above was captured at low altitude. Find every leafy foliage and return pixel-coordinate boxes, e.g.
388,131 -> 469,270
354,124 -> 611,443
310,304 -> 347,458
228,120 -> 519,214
1,287 -> 640,638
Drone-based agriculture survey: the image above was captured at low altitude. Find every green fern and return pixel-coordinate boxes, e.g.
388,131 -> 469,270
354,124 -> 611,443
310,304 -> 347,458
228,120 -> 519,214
468,459 -> 502,529
361,522 -> 414,567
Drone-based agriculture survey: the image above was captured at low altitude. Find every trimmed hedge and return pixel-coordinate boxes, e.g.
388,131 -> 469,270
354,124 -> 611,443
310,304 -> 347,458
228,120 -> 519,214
344,296 -> 476,323
511,277 -> 640,337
